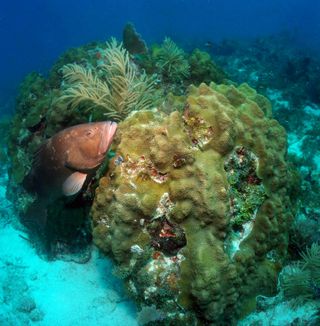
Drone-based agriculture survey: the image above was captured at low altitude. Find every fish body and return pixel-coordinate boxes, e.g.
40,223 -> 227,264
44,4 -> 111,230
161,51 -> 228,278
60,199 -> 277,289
25,121 -> 117,202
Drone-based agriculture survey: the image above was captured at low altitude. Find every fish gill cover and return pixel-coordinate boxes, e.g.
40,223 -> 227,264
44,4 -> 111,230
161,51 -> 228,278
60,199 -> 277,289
1,1 -> 320,325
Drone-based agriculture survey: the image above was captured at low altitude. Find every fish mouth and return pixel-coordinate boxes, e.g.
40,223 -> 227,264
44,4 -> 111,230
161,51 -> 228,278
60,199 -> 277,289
98,121 -> 117,155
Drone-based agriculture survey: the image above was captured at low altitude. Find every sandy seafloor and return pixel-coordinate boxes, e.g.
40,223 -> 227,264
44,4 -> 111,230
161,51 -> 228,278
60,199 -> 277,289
0,166 -> 138,325
0,98 -> 319,325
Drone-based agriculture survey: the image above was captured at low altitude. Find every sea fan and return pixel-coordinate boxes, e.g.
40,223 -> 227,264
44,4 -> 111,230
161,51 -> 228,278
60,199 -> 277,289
59,64 -> 111,111
281,263 -> 314,303
58,38 -> 155,121
301,242 -> 320,284
156,37 -> 190,82
281,243 -> 320,304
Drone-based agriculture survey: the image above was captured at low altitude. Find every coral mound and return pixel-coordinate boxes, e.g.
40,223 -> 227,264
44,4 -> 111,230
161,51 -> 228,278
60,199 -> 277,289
91,83 -> 297,323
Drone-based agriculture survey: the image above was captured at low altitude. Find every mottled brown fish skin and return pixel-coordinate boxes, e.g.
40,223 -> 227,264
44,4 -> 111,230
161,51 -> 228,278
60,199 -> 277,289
25,121 -> 117,200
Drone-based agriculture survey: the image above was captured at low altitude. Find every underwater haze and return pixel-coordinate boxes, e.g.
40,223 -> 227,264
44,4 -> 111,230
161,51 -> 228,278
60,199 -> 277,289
1,0 -> 320,325
1,0 -> 320,115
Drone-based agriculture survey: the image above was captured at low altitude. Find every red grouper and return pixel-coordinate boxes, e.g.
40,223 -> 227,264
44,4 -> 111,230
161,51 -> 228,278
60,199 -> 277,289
23,121 -> 117,225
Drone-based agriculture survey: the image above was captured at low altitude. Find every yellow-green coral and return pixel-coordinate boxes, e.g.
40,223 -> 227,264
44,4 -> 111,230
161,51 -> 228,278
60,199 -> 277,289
90,83 -> 296,323
188,48 -> 227,85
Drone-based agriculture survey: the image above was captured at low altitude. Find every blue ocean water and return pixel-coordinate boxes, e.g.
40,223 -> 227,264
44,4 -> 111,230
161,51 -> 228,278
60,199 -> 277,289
0,0 -> 320,115
1,1 -> 320,325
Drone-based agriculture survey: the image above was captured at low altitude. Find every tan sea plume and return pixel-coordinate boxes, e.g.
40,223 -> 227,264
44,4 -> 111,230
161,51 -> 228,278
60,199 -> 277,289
58,38 -> 155,121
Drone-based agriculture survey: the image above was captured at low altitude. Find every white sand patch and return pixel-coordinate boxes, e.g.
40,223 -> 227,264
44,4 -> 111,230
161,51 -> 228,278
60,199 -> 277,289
0,162 -> 138,326
287,132 -> 305,158
303,105 -> 320,117
0,224 -> 138,326
0,159 -> 137,326
313,152 -> 320,175
238,300 -> 318,326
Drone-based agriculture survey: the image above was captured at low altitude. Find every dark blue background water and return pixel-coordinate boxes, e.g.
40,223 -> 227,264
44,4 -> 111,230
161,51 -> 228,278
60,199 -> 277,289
1,0 -> 319,115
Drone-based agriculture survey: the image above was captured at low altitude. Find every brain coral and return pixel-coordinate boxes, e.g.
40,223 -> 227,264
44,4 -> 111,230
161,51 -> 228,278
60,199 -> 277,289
91,83 -> 297,324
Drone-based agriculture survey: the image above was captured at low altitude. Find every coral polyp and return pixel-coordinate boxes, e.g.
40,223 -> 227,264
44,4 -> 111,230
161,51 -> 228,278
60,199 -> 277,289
91,82 -> 297,323
5,28 -> 303,324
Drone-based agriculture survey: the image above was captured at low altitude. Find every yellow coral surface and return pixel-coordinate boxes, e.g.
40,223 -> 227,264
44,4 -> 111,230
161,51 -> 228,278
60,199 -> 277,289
91,83 -> 296,323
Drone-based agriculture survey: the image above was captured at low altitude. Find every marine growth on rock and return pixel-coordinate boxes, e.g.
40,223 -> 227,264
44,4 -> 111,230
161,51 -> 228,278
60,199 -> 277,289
6,32 -> 299,324
91,82 -> 297,324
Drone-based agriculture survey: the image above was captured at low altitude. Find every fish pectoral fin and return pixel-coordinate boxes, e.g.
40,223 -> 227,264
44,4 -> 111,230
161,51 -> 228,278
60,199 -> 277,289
62,172 -> 87,196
